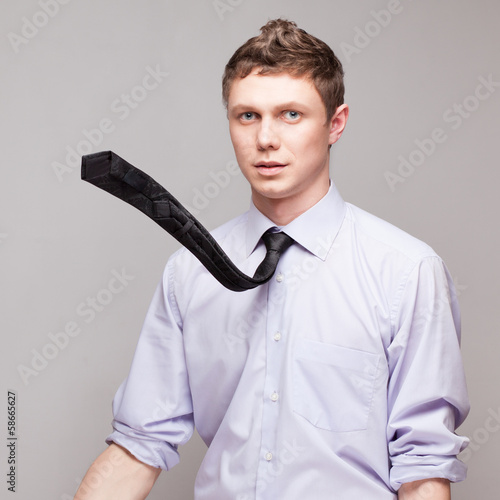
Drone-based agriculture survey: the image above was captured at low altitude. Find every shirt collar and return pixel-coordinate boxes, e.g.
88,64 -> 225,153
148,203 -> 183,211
245,182 -> 346,261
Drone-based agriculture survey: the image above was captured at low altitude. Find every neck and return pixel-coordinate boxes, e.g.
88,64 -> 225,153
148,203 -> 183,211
252,181 -> 330,226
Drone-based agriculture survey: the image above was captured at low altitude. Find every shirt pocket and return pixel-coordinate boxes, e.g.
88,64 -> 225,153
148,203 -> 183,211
293,338 -> 380,432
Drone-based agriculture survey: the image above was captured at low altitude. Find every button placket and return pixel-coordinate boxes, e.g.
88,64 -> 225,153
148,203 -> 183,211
256,263 -> 288,498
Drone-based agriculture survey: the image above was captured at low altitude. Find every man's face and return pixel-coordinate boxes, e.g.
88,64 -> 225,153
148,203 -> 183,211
227,70 -> 347,221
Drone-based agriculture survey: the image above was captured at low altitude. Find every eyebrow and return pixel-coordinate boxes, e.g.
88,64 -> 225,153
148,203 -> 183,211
229,101 -> 309,114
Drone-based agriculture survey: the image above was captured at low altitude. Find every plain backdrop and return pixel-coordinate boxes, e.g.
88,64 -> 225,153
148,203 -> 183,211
1,0 -> 499,498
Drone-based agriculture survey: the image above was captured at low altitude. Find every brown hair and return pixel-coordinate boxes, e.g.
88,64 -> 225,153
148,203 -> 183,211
222,19 -> 345,121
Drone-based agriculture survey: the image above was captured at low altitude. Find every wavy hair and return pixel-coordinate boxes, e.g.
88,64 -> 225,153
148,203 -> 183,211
222,19 -> 344,121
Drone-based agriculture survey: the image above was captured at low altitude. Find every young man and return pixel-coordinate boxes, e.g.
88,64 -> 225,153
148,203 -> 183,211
75,19 -> 469,500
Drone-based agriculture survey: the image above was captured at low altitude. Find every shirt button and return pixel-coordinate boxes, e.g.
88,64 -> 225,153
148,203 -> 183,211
276,273 -> 284,283
270,392 -> 279,402
273,332 -> 282,341
265,452 -> 273,461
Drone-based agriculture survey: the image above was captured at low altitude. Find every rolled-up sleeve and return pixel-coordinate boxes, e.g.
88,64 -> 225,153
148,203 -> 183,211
386,255 -> 470,490
106,256 -> 194,470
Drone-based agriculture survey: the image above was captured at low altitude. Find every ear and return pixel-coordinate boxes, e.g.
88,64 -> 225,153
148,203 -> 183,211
328,104 -> 349,146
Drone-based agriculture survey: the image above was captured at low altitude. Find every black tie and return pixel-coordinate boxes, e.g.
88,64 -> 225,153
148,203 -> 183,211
81,151 -> 294,292
253,231 -> 294,281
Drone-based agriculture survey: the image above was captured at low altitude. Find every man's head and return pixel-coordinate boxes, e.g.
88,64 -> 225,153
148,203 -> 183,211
224,19 -> 349,225
222,19 -> 344,122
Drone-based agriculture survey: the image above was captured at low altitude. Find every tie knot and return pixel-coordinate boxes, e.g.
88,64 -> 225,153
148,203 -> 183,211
261,230 -> 294,253
252,230 -> 294,283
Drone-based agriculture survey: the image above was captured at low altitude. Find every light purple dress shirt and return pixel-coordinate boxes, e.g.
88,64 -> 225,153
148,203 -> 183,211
107,183 -> 469,499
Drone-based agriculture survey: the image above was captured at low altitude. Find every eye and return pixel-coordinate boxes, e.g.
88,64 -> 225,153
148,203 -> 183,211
284,110 -> 301,121
240,112 -> 256,121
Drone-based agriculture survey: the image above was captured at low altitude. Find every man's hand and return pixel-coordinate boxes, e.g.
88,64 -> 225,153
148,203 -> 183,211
398,478 -> 451,500
74,443 -> 161,500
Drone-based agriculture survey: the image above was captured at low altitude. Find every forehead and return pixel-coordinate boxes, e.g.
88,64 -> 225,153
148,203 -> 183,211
227,70 -> 324,113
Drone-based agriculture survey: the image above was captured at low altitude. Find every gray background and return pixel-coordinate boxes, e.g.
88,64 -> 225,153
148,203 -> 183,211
1,0 -> 499,498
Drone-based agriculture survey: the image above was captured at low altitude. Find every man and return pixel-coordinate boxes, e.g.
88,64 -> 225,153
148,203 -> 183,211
75,19 -> 469,499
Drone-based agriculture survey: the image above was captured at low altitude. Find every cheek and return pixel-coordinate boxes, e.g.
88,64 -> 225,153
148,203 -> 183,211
289,135 -> 330,170
233,138 -> 255,159
289,126 -> 329,153
230,129 -> 252,152
232,147 -> 253,174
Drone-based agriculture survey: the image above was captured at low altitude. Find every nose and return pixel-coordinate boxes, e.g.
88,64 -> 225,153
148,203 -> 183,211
256,118 -> 280,150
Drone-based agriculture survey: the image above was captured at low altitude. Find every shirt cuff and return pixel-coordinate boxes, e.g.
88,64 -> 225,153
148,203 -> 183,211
106,425 -> 181,471
390,454 -> 468,491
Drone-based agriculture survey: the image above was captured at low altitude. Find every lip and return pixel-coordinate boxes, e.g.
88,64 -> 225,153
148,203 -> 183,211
254,161 -> 287,175
255,161 -> 285,167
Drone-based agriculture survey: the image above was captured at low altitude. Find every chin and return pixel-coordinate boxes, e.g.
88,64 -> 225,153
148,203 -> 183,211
253,185 -> 296,202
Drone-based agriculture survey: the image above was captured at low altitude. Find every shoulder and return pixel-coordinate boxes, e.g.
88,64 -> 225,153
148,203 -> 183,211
161,210 -> 250,310
209,211 -> 249,247
166,210 -> 249,279
344,203 -> 438,264
343,204 -> 454,332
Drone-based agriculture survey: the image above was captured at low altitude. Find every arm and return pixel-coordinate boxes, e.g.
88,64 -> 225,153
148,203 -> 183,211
387,257 -> 469,489
75,263 -> 194,499
74,443 -> 161,500
398,478 -> 450,500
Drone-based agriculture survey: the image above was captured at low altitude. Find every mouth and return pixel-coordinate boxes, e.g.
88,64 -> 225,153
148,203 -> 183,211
254,162 -> 287,175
